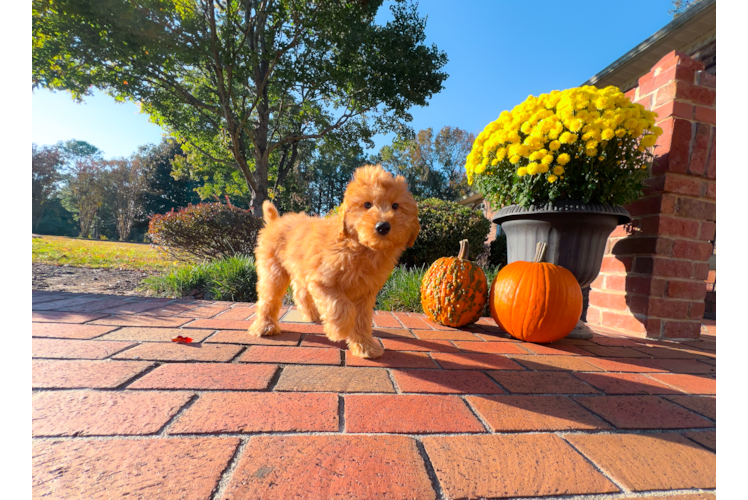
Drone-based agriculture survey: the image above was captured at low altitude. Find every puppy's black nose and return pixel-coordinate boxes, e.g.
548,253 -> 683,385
375,221 -> 391,235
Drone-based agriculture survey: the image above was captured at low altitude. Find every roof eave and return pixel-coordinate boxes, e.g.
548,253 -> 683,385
583,0 -> 716,90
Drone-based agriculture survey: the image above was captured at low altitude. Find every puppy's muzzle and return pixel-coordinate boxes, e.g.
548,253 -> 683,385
375,221 -> 391,235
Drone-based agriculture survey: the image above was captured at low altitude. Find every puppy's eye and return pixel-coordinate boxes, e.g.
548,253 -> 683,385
392,203 -> 399,210
364,202 -> 372,209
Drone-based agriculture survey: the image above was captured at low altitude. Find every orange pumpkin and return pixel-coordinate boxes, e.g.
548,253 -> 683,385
490,242 -> 582,343
421,239 -> 488,327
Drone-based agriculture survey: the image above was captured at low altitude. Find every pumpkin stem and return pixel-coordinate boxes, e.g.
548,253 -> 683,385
534,242 -> 548,263
457,239 -> 469,260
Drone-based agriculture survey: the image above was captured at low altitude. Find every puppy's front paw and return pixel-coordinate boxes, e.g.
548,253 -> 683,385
248,320 -> 281,337
348,339 -> 384,359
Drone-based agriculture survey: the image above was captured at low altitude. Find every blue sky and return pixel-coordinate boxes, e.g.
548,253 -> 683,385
31,0 -> 674,159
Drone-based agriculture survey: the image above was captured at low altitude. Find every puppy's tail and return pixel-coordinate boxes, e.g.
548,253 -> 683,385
262,200 -> 280,225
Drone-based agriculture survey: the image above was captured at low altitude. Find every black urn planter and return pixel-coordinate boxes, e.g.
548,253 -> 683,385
493,202 -> 631,289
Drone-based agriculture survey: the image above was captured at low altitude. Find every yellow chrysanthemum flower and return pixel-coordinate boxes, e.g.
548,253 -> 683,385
538,163 -> 550,174
517,167 -> 528,177
541,154 -> 554,165
549,140 -> 561,151
586,140 -> 598,150
640,134 -> 657,148
585,148 -> 598,157
569,133 -> 579,144
557,153 -> 571,165
530,126 -> 546,139
547,174 -> 558,183
529,150 -> 544,161
509,155 -> 521,164
526,163 -> 539,175
601,128 -> 615,141
553,165 -> 565,175
568,118 -> 584,132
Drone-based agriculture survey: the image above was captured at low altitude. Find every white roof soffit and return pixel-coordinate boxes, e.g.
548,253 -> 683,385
583,0 -> 716,92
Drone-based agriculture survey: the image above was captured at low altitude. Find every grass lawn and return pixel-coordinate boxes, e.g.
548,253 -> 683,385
32,235 -> 186,272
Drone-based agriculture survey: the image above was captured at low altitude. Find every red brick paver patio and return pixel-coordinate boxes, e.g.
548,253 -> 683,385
32,291 -> 717,499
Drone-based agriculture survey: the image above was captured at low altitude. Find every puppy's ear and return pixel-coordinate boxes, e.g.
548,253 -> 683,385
337,202 -> 349,241
406,218 -> 420,248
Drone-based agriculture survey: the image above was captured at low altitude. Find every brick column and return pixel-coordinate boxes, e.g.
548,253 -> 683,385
586,51 -> 716,340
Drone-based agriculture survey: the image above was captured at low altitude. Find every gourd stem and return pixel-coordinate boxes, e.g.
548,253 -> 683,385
457,239 -> 469,260
534,242 -> 547,263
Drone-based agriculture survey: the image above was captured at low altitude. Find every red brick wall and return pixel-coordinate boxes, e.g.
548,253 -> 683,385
587,51 -> 716,340
484,202 -> 499,244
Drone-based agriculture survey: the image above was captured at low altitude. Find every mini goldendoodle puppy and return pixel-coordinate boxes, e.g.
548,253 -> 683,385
248,164 -> 420,358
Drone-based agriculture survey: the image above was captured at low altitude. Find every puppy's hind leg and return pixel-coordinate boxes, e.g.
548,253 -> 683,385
249,257 -> 290,337
292,283 -> 321,323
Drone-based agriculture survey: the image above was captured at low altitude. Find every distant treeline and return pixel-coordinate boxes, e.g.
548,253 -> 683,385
33,126 -> 474,242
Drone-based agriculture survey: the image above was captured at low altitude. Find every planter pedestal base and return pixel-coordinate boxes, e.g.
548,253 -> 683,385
566,320 -> 593,339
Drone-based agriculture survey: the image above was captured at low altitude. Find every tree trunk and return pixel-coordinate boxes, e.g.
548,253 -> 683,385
117,216 -> 131,241
32,201 -> 45,232
251,176 -> 268,217
251,165 -> 269,216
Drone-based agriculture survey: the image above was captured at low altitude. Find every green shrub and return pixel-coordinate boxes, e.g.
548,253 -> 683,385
399,198 -> 491,268
144,257 -> 499,314
142,265 -> 210,298
488,233 -> 508,267
483,264 -> 501,288
203,255 -> 260,302
143,254 -> 258,302
376,265 -> 427,313
148,202 -> 263,261
481,264 -> 501,318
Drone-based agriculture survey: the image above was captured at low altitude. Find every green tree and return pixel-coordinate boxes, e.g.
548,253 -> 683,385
35,197 -> 79,236
33,0 -> 448,215
32,144 -> 64,232
139,139 -> 204,213
269,140 -> 366,216
56,140 -> 102,167
303,143 -> 367,216
378,125 -> 474,200
103,157 -> 150,240
59,157 -> 107,238
129,139 -> 205,241
52,140 -> 109,238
